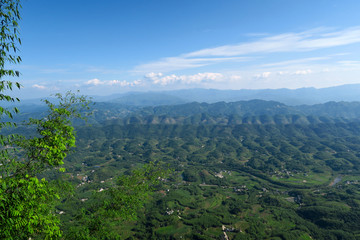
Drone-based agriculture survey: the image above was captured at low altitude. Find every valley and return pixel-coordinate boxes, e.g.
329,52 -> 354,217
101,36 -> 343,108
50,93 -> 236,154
28,100 -> 360,239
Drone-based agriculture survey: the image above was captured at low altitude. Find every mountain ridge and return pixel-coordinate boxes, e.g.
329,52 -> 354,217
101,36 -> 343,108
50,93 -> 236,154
17,83 -> 360,106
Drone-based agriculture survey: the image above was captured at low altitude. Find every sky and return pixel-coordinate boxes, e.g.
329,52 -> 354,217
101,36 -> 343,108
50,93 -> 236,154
11,0 -> 360,98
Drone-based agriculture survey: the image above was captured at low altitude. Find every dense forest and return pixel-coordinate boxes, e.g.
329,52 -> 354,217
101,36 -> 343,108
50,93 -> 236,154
15,100 -> 360,239
13,99 -> 360,125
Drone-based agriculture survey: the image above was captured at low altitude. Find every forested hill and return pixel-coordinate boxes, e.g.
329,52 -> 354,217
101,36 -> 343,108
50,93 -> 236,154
62,118 -> 360,239
94,100 -> 360,125
137,100 -> 360,118
12,99 -> 360,125
11,98 -> 360,239
139,100 -> 295,116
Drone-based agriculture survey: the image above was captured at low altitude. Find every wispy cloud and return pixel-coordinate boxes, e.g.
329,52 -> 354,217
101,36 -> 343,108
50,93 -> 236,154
31,84 -> 61,91
255,72 -> 271,79
253,68 -> 314,80
144,72 -> 226,86
32,84 -> 47,90
134,27 -> 360,73
261,57 -> 329,68
186,27 -> 360,57
85,78 -> 141,87
135,56 -> 250,73
86,78 -> 104,86
294,69 -> 312,75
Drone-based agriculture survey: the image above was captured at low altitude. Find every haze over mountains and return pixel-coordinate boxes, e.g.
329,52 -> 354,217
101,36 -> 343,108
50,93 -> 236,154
8,83 -> 360,127
17,84 -> 360,106
79,83 -> 360,106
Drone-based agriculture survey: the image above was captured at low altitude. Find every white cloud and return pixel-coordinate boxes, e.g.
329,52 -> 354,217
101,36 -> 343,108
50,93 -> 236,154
108,80 -> 121,86
134,26 -> 360,73
32,84 -> 47,90
229,75 -> 242,81
145,72 -> 163,78
253,69 -> 312,78
107,80 -> 142,86
255,72 -> 271,78
294,69 -> 312,75
261,57 -> 329,68
145,72 -> 225,86
136,56 -> 248,73
186,27 -> 360,58
86,78 -> 104,86
85,78 -> 141,87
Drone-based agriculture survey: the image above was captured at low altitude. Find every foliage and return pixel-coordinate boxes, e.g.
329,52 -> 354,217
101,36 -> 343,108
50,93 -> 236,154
63,162 -> 171,239
0,92 -> 91,239
0,1 -> 97,238
104,162 -> 170,220
0,0 -> 21,124
52,122 -> 360,239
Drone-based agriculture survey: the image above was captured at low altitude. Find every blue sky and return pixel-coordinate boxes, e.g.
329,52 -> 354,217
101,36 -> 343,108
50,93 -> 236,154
13,0 -> 360,98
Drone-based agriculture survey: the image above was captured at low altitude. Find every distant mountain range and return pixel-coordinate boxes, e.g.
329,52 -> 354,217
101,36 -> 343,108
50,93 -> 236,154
102,100 -> 360,125
8,99 -> 360,126
5,83 -> 360,126
93,83 -> 360,106
15,83 -> 360,107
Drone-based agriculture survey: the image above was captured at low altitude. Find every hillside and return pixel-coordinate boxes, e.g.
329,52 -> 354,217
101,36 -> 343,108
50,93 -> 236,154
53,121 -> 360,239
11,99 -> 360,126
5,99 -> 354,239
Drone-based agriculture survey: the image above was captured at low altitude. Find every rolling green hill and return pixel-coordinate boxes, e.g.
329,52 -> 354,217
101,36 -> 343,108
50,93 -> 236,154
6,100 -> 360,239
52,121 -> 360,239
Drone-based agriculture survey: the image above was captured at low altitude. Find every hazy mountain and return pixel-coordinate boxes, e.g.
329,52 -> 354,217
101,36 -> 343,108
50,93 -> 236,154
110,92 -> 186,106
161,84 -> 360,105
98,84 -> 360,106
137,100 -> 297,117
16,83 -> 360,107
9,99 -> 360,125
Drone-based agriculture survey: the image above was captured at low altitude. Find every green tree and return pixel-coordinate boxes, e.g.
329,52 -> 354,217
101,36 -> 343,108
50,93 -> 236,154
0,1 -> 92,238
63,162 -> 170,239
0,0 -> 21,129
0,92 -> 91,239
0,2 -> 169,239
